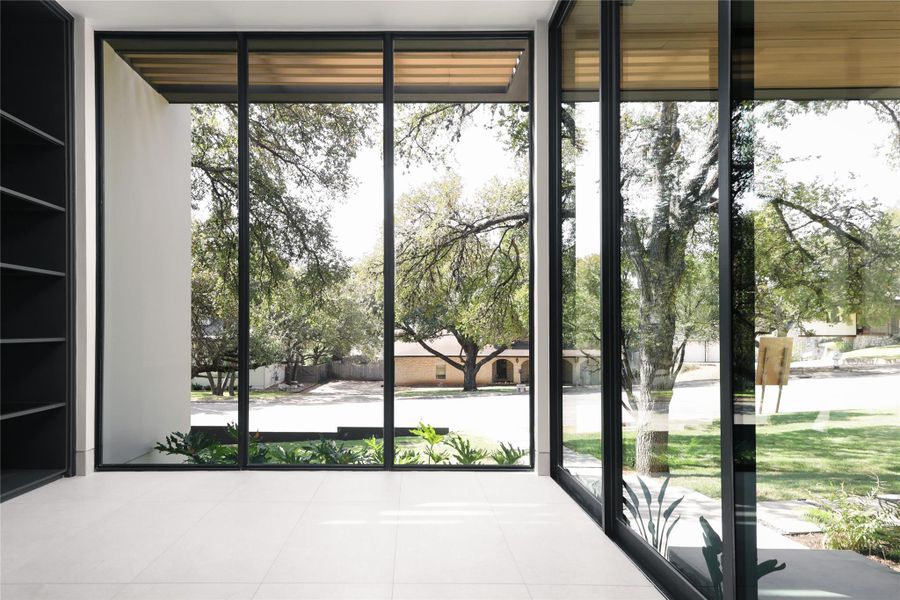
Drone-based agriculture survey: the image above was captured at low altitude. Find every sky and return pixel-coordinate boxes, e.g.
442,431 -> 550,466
571,101 -> 899,258
331,105 -> 526,262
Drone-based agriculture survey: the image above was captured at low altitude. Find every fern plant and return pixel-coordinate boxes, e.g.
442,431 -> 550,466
622,476 -> 684,556
491,442 -> 528,465
446,434 -> 488,464
154,430 -> 221,464
410,422 -> 449,464
307,438 -> 362,464
267,445 -> 311,464
395,447 -> 422,465
363,436 -> 385,464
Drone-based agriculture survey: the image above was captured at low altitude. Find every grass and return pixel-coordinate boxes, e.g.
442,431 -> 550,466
395,386 -> 520,399
842,344 -> 900,360
563,409 -> 899,501
191,389 -> 291,401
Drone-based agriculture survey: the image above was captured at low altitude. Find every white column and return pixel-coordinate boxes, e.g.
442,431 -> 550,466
73,16 -> 96,475
532,19 -> 551,476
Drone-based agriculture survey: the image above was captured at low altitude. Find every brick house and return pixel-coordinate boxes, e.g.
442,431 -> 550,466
394,335 -> 531,387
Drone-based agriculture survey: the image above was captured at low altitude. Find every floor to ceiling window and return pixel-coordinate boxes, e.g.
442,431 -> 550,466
738,3 -> 900,598
247,38 -> 385,465
96,33 -> 532,469
392,37 -> 532,466
552,1 -> 898,599
556,0 -> 603,498
618,0 -> 722,589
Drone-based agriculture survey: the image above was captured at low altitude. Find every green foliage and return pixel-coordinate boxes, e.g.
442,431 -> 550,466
306,438 -> 363,465
154,430 -> 222,465
394,174 -> 530,390
808,477 -> 900,562
267,444 -> 311,464
363,436 -> 385,464
410,422 -> 449,464
445,434 -> 489,465
622,476 -> 684,557
700,515 -> 785,600
491,442 -> 528,465
395,447 -> 422,465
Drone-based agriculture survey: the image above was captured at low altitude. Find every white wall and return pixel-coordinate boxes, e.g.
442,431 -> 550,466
101,43 -> 192,464
73,17 -> 96,474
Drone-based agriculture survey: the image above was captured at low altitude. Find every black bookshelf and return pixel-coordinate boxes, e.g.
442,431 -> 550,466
1,0 -> 74,501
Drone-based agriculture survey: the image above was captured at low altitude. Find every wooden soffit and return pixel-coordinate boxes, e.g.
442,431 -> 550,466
560,0 -> 900,100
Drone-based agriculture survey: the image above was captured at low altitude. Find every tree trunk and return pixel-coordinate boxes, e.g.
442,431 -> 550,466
210,371 -> 225,396
462,343 -> 480,391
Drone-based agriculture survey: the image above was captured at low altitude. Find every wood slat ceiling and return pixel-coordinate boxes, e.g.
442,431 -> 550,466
121,49 -> 522,91
560,0 -> 900,96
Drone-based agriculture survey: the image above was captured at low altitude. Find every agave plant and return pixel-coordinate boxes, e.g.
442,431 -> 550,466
446,434 -> 488,464
622,476 -> 683,557
491,442 -> 528,465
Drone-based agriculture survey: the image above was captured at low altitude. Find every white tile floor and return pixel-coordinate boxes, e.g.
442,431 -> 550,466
0,471 -> 664,600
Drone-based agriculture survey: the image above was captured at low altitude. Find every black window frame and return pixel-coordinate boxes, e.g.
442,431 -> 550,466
94,30 -> 535,472
549,1 -> 752,599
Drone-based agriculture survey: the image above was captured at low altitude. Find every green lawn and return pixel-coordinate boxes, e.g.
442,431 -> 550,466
190,389 -> 292,401
563,409 -> 899,501
395,386 -> 519,399
842,344 -> 900,361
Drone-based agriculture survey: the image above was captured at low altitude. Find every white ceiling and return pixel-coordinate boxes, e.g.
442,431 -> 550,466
60,0 -> 556,31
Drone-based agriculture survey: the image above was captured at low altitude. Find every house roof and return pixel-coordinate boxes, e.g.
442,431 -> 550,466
394,333 -> 530,358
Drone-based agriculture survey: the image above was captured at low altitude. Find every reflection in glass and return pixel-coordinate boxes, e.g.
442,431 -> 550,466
618,1 -> 722,595
392,38 -> 532,465
738,3 -> 900,597
247,39 -> 385,465
558,0 -> 603,497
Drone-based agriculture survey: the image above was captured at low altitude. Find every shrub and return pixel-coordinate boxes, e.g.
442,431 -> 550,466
491,442 -> 528,465
410,422 -> 449,464
808,477 -> 900,562
306,438 -> 363,465
445,434 -> 488,464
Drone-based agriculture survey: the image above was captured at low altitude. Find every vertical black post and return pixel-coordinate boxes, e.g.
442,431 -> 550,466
599,0 -> 621,532
719,1 -> 757,598
383,33 -> 395,469
237,34 -> 250,468
548,9 -> 561,477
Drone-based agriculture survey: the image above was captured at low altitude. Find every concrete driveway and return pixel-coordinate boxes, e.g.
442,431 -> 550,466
191,380 -> 531,448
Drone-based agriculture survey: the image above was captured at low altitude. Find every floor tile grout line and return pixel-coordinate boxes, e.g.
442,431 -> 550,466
476,473 -> 532,597
251,472 -> 328,599
390,471 -> 404,600
116,497 -> 229,594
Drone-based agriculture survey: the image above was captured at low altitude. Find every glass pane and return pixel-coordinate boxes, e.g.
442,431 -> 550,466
392,37 -> 532,466
247,39 -> 385,465
559,0 -> 603,498
736,2 -> 900,598
101,38 -> 239,465
618,1 -> 722,595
